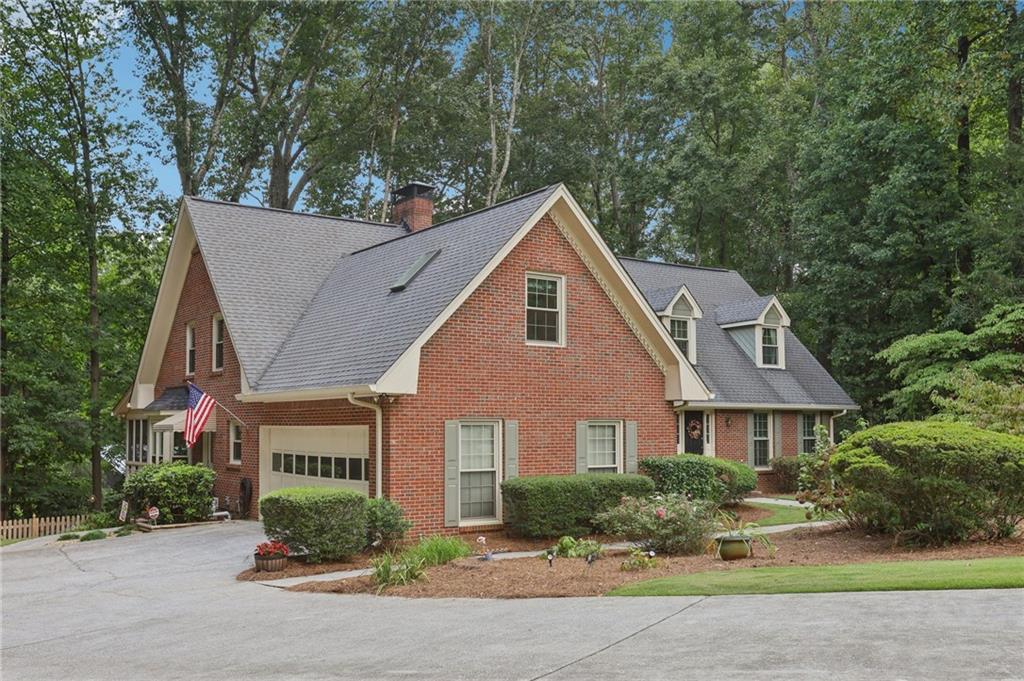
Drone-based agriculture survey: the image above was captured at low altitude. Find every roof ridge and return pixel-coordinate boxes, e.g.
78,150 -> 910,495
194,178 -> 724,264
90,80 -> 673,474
347,184 -> 561,256
183,196 -> 404,229
618,256 -> 734,273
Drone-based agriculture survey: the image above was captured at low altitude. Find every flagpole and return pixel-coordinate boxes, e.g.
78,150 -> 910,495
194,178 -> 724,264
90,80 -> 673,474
187,381 -> 248,427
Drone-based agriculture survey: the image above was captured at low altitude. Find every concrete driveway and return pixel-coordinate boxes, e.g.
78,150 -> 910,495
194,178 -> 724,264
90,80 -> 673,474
1,522 -> 1021,681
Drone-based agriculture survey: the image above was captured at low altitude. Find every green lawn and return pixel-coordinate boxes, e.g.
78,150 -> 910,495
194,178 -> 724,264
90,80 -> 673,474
0,538 -> 23,547
609,557 -> 1024,596
743,502 -> 818,526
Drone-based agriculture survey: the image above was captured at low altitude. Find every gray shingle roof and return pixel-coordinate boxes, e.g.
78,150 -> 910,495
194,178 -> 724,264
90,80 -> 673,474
184,197 -> 404,384
714,295 -> 775,325
620,258 -> 857,408
251,185 -> 560,392
143,386 -> 188,411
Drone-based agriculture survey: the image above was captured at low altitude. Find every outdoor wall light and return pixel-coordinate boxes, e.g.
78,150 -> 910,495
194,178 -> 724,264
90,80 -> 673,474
725,415 -> 733,427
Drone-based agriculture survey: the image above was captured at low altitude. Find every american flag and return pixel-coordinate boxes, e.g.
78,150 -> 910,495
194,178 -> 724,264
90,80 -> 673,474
184,383 -> 216,448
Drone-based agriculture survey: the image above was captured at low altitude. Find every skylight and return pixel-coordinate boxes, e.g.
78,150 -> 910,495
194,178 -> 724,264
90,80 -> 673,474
390,249 -> 441,292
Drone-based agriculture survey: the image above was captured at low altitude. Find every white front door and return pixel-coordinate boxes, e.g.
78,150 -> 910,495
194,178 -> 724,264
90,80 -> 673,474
260,426 -> 370,496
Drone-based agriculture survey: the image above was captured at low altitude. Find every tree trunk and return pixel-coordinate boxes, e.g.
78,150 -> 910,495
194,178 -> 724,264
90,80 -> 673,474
956,34 -> 971,195
1009,5 -> 1022,145
1,212 -> 10,520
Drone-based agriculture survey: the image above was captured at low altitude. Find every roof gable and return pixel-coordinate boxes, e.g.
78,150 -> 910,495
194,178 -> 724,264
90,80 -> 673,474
715,295 -> 791,328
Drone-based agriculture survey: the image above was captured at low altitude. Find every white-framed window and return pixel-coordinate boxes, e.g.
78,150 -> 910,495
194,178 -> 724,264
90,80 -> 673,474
212,314 -> 225,371
459,421 -> 501,522
801,413 -> 818,454
752,412 -> 771,467
670,318 -> 688,356
757,325 -> 784,368
230,421 -> 243,464
185,322 -> 196,375
152,429 -> 164,463
525,273 -> 565,346
704,411 -> 715,455
586,421 -> 622,473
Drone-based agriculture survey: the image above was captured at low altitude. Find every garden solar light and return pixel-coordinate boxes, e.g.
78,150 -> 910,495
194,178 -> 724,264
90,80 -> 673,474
547,552 -> 554,567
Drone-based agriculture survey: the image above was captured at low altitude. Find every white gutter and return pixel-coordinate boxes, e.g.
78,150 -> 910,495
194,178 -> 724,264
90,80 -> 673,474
348,394 -> 383,499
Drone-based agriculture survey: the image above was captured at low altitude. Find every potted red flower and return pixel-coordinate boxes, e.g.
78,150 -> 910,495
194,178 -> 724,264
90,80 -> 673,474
254,541 -> 289,572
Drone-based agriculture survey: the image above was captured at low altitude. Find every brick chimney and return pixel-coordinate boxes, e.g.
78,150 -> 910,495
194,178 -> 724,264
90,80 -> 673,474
390,182 -> 435,232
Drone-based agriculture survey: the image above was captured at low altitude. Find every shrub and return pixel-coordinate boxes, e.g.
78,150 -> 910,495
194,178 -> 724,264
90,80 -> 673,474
74,511 -> 119,531
831,421 -> 1024,544
79,530 -> 106,542
366,498 -> 412,549
401,535 -> 471,567
620,547 -> 659,571
770,456 -> 801,493
57,533 -> 80,541
501,474 -> 655,538
546,536 -> 603,559
113,526 -> 133,537
122,462 -> 215,524
596,494 -> 718,555
260,487 -> 368,563
639,455 -> 756,505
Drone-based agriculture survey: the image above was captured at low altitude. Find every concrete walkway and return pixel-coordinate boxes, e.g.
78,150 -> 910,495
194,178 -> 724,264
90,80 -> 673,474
744,496 -> 809,507
2,522 -> 1020,680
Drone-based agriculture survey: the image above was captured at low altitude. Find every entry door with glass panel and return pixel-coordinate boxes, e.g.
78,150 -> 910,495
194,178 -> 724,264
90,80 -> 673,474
459,421 -> 501,524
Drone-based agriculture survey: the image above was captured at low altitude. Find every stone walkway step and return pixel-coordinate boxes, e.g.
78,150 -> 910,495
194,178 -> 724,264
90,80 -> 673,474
254,519 -> 839,588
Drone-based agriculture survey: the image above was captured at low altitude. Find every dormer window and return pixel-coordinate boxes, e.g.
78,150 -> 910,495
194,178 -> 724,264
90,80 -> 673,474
670,319 -> 689,356
761,327 -> 779,366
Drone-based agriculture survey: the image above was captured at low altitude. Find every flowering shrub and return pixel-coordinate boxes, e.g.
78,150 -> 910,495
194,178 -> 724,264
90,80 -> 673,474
595,494 -> 717,555
620,547 -> 659,572
255,541 -> 289,558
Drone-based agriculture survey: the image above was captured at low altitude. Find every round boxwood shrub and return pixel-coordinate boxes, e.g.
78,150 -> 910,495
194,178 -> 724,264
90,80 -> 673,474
501,474 -> 655,538
122,462 -> 215,524
366,497 -> 412,549
832,421 -> 1024,544
639,455 -> 756,505
260,487 -> 368,562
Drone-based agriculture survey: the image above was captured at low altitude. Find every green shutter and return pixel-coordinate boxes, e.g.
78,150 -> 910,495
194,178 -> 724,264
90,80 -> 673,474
773,412 -> 783,459
444,420 -> 459,527
505,420 -> 519,480
575,421 -> 588,474
624,421 -> 638,473
746,413 -> 756,467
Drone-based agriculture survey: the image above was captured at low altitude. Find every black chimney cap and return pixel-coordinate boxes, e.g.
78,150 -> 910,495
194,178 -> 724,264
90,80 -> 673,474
392,182 -> 435,201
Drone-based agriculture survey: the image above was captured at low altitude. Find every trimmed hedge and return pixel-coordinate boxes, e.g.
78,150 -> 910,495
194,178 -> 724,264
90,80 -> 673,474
366,497 -> 412,549
832,421 -> 1024,544
122,462 -> 215,524
260,487 -> 368,562
770,456 -> 801,493
639,455 -> 756,505
501,474 -> 655,538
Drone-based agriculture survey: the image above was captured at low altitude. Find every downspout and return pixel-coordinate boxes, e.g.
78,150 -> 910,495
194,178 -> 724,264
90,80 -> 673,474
348,394 -> 383,499
830,409 -> 849,444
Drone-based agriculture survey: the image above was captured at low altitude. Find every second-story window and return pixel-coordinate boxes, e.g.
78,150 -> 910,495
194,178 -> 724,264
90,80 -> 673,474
212,314 -> 225,371
526,274 -> 564,345
185,323 -> 196,375
761,327 -> 779,366
670,319 -> 689,356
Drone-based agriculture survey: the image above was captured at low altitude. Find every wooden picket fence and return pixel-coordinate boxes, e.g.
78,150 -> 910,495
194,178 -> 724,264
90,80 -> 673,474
0,514 -> 88,541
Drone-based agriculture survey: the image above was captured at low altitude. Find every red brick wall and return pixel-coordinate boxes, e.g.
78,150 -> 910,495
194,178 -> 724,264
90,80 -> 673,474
391,196 -> 432,232
385,214 -> 676,532
152,249 -> 378,516
714,409 -> 804,494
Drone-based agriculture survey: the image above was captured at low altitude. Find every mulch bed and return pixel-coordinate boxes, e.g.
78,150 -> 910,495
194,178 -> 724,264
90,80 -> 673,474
236,554 -> 374,581
288,526 -> 1024,598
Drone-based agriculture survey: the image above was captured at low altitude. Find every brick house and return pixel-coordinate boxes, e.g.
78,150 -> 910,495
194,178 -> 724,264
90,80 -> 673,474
117,183 -> 855,532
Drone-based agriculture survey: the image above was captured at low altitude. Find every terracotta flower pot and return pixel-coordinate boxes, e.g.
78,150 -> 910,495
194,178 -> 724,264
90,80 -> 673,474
254,553 -> 288,572
716,536 -> 751,561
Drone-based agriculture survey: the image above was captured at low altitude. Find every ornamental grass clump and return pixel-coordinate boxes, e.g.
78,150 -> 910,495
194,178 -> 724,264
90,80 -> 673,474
596,494 -> 717,555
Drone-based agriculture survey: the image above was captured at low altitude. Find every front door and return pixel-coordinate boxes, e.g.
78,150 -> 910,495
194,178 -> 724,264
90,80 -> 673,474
683,411 -> 704,454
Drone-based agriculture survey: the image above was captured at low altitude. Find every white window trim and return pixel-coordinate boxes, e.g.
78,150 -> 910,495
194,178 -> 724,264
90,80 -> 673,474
585,420 -> 623,473
525,272 -> 566,348
800,412 -> 819,454
212,314 -> 224,372
756,324 -> 785,369
230,421 -> 243,464
663,316 -> 696,365
752,411 -> 773,470
458,420 -> 503,527
185,322 -> 196,376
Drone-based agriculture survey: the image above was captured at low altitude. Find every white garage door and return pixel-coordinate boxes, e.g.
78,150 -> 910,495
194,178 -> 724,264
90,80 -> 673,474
260,426 -> 370,496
